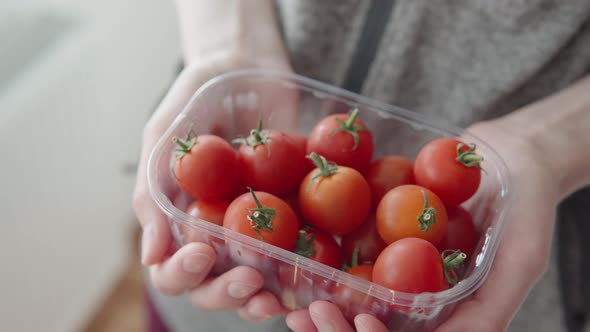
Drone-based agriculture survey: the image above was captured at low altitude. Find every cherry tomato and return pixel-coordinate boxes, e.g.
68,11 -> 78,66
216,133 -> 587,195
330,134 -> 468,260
307,108 -> 374,173
294,227 -> 342,269
373,238 -> 448,293
299,153 -> 371,236
179,200 -> 229,245
332,263 -> 375,322
346,264 -> 374,281
342,245 -> 374,280
364,156 -> 415,208
376,184 -> 448,246
341,213 -> 386,264
185,200 -> 229,226
414,138 -> 483,206
437,206 -> 479,258
173,131 -> 240,201
223,189 -> 299,250
234,121 -> 308,196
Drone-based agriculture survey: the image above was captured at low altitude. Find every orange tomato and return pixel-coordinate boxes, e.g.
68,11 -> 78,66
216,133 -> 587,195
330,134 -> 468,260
376,184 -> 448,245
299,153 -> 371,236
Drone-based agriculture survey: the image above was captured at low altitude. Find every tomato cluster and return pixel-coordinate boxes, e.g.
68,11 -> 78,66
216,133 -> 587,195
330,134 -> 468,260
171,109 -> 483,299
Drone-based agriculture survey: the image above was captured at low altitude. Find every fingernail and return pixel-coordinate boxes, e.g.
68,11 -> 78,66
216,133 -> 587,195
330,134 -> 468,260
141,225 -> 154,264
248,310 -> 272,322
247,308 -> 272,322
354,315 -> 369,331
183,253 -> 210,274
227,282 -> 259,299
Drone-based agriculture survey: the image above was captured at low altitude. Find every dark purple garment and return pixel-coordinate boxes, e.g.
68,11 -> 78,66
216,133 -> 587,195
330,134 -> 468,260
146,290 -> 171,332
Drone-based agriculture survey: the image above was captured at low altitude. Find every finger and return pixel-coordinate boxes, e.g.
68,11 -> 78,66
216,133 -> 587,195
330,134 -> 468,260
309,301 -> 355,332
286,310 -> 318,332
237,290 -> 287,322
188,265 -> 264,310
354,314 -> 389,332
148,242 -> 216,296
135,198 -> 173,266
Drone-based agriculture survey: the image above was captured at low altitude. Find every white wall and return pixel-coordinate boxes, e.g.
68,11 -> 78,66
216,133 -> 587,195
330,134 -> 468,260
0,1 -> 180,331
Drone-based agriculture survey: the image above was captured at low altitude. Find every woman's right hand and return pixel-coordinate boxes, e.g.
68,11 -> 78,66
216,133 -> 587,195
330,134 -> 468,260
133,0 -> 295,322
132,52 -> 294,322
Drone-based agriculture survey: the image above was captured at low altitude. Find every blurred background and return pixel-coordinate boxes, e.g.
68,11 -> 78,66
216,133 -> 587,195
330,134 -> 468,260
0,0 -> 180,330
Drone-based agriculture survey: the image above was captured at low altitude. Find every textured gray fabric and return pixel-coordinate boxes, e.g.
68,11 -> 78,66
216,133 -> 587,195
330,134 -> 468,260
151,1 -> 590,331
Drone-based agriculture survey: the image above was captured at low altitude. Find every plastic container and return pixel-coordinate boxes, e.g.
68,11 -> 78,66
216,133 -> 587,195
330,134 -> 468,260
147,69 -> 512,331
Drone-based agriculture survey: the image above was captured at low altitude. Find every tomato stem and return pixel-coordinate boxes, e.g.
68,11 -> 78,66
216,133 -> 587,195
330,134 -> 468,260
232,119 -> 270,152
294,230 -> 316,258
306,152 -> 338,191
441,249 -> 467,286
328,108 -> 367,151
351,246 -> 360,267
417,190 -> 437,232
172,126 -> 198,159
245,187 -> 276,240
456,143 -> 483,168
342,246 -> 360,271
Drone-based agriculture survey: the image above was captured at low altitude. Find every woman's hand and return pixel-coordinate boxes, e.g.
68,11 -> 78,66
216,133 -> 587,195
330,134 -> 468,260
132,51 -> 292,321
285,119 -> 562,332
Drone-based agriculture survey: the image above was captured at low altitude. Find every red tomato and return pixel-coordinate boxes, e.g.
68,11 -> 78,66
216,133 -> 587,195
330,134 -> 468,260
223,189 -> 299,250
299,153 -> 371,236
364,156 -> 415,208
180,200 -> 229,245
234,121 -> 308,196
373,238 -> 448,293
376,184 -> 448,246
185,200 -> 229,226
307,108 -> 374,173
341,213 -> 387,264
173,132 -> 240,201
437,206 -> 479,258
294,227 -> 342,269
414,138 -> 483,206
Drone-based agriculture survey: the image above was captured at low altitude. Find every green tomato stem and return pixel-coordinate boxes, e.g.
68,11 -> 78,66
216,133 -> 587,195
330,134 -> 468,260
456,143 -> 484,168
232,119 -> 270,152
441,249 -> 467,286
172,127 -> 198,159
305,152 -> 338,192
417,190 -> 437,232
294,230 -> 316,258
246,187 -> 276,240
327,108 -> 367,151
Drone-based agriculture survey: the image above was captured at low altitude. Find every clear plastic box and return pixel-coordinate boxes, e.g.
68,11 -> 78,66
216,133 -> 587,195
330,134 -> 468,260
147,69 -> 512,331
